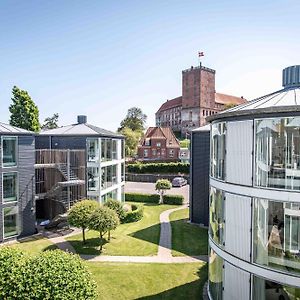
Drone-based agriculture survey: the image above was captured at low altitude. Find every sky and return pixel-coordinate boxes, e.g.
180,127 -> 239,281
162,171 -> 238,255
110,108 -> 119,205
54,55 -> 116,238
0,0 -> 299,131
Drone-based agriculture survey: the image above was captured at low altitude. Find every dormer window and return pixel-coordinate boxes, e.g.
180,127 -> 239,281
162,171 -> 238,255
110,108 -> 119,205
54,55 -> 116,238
145,138 -> 150,146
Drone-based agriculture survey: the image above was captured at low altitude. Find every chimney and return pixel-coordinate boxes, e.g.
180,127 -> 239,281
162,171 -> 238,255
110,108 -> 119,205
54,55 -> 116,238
282,65 -> 300,88
77,115 -> 87,124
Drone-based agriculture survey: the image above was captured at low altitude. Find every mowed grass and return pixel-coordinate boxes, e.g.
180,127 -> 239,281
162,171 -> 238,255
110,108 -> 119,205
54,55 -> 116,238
67,203 -> 179,256
88,262 -> 207,300
170,208 -> 208,256
10,236 -> 57,255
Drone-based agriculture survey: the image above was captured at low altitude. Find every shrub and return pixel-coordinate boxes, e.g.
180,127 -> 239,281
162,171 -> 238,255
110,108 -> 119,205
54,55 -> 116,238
104,199 -> 126,221
125,192 -> 160,204
123,204 -> 144,223
0,248 -> 97,300
163,194 -> 184,205
68,199 -> 100,244
127,162 -> 189,174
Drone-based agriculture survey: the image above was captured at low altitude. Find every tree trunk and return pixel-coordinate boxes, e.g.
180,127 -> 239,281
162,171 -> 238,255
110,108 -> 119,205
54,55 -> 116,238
82,228 -> 86,244
100,232 -> 103,251
159,191 -> 164,204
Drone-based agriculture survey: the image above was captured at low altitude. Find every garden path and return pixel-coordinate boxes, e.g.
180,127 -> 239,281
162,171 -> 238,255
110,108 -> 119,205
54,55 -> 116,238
48,205 -> 208,264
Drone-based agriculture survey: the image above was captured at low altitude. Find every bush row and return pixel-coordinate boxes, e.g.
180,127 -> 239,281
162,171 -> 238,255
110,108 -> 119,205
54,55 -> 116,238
123,204 -> 144,223
127,162 -> 190,174
125,193 -> 184,205
125,193 -> 160,204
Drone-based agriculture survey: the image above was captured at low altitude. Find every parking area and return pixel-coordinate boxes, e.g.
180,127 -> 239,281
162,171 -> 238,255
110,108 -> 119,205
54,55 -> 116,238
125,181 -> 189,203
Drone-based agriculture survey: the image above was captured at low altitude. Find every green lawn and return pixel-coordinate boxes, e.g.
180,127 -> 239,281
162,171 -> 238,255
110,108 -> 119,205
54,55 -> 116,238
88,262 -> 207,300
67,203 -> 179,256
170,208 -> 208,256
10,236 -> 57,255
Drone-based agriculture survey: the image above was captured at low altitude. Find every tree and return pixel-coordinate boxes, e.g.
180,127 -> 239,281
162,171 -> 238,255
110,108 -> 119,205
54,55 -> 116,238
119,127 -> 141,157
68,200 -> 99,244
104,199 -> 126,222
155,179 -> 171,204
88,206 -> 119,251
9,86 -> 40,132
0,247 -> 97,300
224,103 -> 238,110
118,107 -> 147,132
41,113 -> 59,130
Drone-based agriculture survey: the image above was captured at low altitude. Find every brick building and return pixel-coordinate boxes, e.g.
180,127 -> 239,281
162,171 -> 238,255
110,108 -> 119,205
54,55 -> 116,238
137,127 -> 180,161
156,65 -> 247,136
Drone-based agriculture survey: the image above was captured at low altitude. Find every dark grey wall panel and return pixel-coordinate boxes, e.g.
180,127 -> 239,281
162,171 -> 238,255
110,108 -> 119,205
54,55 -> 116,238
189,130 -> 210,226
35,136 -> 50,149
35,136 -> 87,150
18,136 -> 36,237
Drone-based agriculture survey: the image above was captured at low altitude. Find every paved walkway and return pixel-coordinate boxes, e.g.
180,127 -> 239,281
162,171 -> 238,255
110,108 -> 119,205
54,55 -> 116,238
48,205 -> 208,264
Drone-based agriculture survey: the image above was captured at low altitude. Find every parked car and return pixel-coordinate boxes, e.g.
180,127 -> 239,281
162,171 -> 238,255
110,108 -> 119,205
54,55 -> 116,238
172,177 -> 187,187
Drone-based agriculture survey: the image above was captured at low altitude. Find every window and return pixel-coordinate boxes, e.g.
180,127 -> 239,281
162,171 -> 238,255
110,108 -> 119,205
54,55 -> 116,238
255,117 -> 300,190
157,142 -> 161,147
145,138 -> 150,146
87,139 -> 99,162
253,198 -> 300,275
189,111 -> 192,121
87,167 -> 99,191
106,139 -> 112,161
211,122 -> 226,180
169,149 -> 174,158
209,248 -> 223,300
101,165 -> 117,189
4,206 -> 18,238
121,162 -> 125,182
112,140 -> 117,160
3,173 -> 17,202
121,139 -> 125,159
152,149 -> 156,156
2,137 -> 17,167
209,187 -> 225,246
101,139 -> 113,162
144,149 -> 148,157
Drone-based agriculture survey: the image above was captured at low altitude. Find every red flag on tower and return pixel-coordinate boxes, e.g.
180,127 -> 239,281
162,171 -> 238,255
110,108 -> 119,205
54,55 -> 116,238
198,51 -> 204,57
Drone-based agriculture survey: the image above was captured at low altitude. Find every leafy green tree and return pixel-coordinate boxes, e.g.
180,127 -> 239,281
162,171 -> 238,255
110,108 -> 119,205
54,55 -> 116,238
224,103 -> 237,110
155,179 -> 171,204
41,113 -> 59,130
0,247 -> 97,300
104,199 -> 126,222
119,127 -> 141,157
68,200 -> 99,244
9,86 -> 40,132
88,206 -> 119,251
118,107 -> 147,132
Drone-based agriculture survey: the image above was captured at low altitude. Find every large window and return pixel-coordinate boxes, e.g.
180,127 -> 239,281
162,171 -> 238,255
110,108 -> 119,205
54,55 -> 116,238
208,248 -> 223,300
87,167 -> 99,191
2,137 -> 17,167
209,187 -> 225,246
3,206 -> 18,238
253,276 -> 300,300
253,198 -> 300,275
3,173 -> 17,202
101,139 -> 118,162
87,139 -> 99,162
255,116 -> 300,190
211,122 -> 226,180
101,165 -> 117,189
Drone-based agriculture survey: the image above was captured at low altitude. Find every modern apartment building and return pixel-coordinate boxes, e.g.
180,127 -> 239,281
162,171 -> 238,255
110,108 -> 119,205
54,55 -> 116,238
207,66 -> 300,299
156,65 -> 246,136
35,115 -> 125,218
0,123 -> 35,242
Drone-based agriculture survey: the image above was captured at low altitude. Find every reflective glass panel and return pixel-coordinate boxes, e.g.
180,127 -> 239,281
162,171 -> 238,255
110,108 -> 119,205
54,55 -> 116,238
4,206 -> 18,238
87,139 -> 99,162
209,248 -> 223,300
3,173 -> 17,202
3,137 -> 17,167
253,198 -> 300,275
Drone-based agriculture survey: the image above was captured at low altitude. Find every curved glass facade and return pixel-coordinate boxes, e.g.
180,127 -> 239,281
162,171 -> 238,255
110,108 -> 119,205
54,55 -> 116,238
208,248 -> 223,300
211,122 -> 226,180
255,117 -> 300,190
253,198 -> 300,276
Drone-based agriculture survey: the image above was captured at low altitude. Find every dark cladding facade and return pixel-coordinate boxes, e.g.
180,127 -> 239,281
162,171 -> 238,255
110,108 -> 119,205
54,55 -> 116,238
189,125 -> 210,226
0,123 -> 35,243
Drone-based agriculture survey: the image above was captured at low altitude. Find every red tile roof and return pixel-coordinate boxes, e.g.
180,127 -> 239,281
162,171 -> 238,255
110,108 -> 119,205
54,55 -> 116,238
139,127 -> 180,148
215,93 -> 247,105
156,96 -> 182,113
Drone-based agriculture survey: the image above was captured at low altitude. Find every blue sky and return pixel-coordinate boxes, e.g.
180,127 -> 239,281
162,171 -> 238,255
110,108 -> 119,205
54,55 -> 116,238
0,0 -> 299,131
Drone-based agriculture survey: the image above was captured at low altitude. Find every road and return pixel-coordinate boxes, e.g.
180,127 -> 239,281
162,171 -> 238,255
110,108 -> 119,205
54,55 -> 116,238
125,181 -> 189,203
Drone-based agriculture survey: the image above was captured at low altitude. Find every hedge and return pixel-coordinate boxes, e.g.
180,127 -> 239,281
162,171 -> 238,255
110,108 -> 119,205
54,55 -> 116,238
125,192 -> 159,204
127,162 -> 189,174
123,204 -> 144,223
163,194 -> 184,205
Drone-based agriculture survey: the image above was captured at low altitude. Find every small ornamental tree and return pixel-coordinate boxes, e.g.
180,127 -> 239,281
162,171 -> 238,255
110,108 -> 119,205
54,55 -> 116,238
155,179 -> 171,204
68,200 -> 99,244
88,206 -> 119,251
104,199 -> 126,222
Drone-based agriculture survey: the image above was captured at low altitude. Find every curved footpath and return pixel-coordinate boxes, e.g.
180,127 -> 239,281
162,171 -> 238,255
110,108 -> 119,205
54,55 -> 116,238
49,205 -> 208,264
